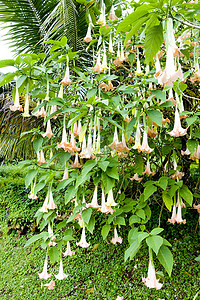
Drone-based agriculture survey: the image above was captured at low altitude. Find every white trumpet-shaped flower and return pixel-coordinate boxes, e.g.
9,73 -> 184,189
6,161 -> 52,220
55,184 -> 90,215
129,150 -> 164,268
55,260 -> 67,280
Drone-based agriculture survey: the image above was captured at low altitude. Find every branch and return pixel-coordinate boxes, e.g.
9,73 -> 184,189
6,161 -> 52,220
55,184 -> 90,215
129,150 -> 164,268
172,11 -> 200,29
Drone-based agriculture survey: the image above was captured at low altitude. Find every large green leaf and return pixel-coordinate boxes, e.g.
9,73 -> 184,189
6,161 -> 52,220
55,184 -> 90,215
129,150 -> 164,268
147,110 -> 163,127
146,235 -> 163,255
145,24 -> 163,64
162,191 -> 173,211
179,185 -> 193,206
0,59 -> 15,68
125,240 -> 141,262
157,245 -> 173,276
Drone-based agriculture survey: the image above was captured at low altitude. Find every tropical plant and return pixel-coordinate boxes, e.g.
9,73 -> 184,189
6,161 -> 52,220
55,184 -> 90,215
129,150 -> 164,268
0,0 -> 199,293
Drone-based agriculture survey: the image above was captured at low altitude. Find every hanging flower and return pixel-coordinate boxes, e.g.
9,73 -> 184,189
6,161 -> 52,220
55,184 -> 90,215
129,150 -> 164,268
175,201 -> 186,224
50,105 -> 58,119
83,23 -> 92,43
110,228 -> 123,244
59,166 -> 69,182
133,123 -> 141,150
38,258 -> 52,280
22,93 -> 30,117
130,173 -> 143,183
168,204 -> 177,224
138,130 -> 154,153
142,258 -> 163,290
55,260 -> 67,280
63,241 -> 75,257
47,191 -> 57,210
71,153 -> 82,168
41,119 -> 54,139
86,185 -> 100,208
39,194 -> 49,213
108,33 -> 114,53
190,145 -> 200,160
142,160 -> 155,177
28,181 -> 38,200
181,148 -> 191,156
37,150 -> 47,165
61,64 -> 72,85
108,5 -> 118,21
44,280 -> 55,290
76,226 -> 90,248
57,123 -> 69,150
10,86 -> 23,112
106,188 -> 118,206
92,53 -> 103,73
98,188 -> 114,214
168,107 -> 188,137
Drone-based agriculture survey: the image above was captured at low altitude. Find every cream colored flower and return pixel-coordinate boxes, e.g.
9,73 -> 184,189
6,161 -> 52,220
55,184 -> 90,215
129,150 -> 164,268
110,228 -> 123,245
63,241 -> 75,257
39,258 -> 52,280
168,107 -> 188,137
76,226 -> 90,248
86,185 -> 100,208
142,259 -> 163,290
61,65 -> 72,85
41,119 -> 54,139
55,260 -> 67,280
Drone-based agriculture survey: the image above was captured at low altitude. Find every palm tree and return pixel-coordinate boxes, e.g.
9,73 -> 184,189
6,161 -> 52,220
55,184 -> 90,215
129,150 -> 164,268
0,0 -> 93,53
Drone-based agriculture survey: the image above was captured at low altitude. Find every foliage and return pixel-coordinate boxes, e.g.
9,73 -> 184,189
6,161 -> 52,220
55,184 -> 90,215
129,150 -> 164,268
0,0 -> 200,293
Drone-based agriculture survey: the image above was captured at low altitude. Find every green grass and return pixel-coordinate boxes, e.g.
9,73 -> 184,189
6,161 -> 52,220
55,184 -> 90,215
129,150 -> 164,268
0,219 -> 199,300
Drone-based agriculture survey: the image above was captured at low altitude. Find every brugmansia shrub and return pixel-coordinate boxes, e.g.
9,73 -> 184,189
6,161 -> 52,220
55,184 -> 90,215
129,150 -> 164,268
0,0 -> 200,292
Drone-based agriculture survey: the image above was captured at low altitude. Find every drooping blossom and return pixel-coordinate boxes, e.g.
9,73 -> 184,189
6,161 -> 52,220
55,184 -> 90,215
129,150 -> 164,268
73,121 -> 82,137
142,258 -> 163,290
110,228 -> 123,245
57,123 -> 68,150
39,194 -> 49,213
48,223 -> 57,247
147,127 -> 158,138
193,203 -> 200,213
138,130 -> 154,153
39,258 -> 52,280
65,132 -> 80,154
135,50 -> 142,76
50,105 -> 58,119
168,204 -> 177,224
175,201 -> 186,224
55,260 -> 67,280
190,145 -> 200,160
101,44 -> 108,71
38,104 -> 46,118
44,280 -> 55,290
133,123 -> 141,150
170,170 -> 184,180
86,185 -> 100,208
22,93 -> 30,117
108,33 -> 114,53
63,241 -> 75,257
41,119 -> 54,139
108,127 -> 122,150
108,5 -> 118,21
181,148 -> 191,156
37,150 -> 47,165
71,153 -> 82,168
76,225 -> 90,248
61,64 -> 72,85
83,23 -> 92,43
47,191 -> 57,210
10,86 -> 23,112
142,160 -> 155,177
130,173 -> 143,183
98,188 -> 114,214
168,107 -> 188,137
97,3 -> 106,25
79,134 -> 95,159
116,297 -> 124,300
92,53 -> 103,73
28,181 -> 38,200
59,166 -> 69,182
106,188 -> 118,206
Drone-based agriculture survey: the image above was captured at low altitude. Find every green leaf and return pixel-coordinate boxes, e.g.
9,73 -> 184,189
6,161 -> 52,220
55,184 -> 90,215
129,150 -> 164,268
86,216 -> 95,234
129,215 -> 141,225
136,209 -> 146,220
144,185 -> 157,201
98,161 -> 110,172
162,191 -> 173,211
34,181 -> 46,194
150,228 -> 164,235
186,116 -> 198,127
101,173 -> 115,194
187,139 -> 198,154
125,240 -> 141,262
0,73 -> 16,86
63,235 -> 74,242
133,154 -> 144,175
0,59 -> 15,68
57,178 -> 74,190
145,24 -> 163,64
25,232 -> 48,247
106,167 -> 119,180
116,4 -> 151,34
33,137 -> 43,153
49,247 -> 60,264
115,216 -> 126,226
146,235 -> 163,255
82,208 -> 92,224
147,110 -> 163,127
179,185 -> 193,206
124,15 -> 150,44
25,169 -> 38,189
128,227 -> 139,244
17,75 -> 27,88
101,224 -> 111,240
82,160 -> 97,177
65,186 -> 76,204
156,177 -> 168,190
157,245 -> 173,276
